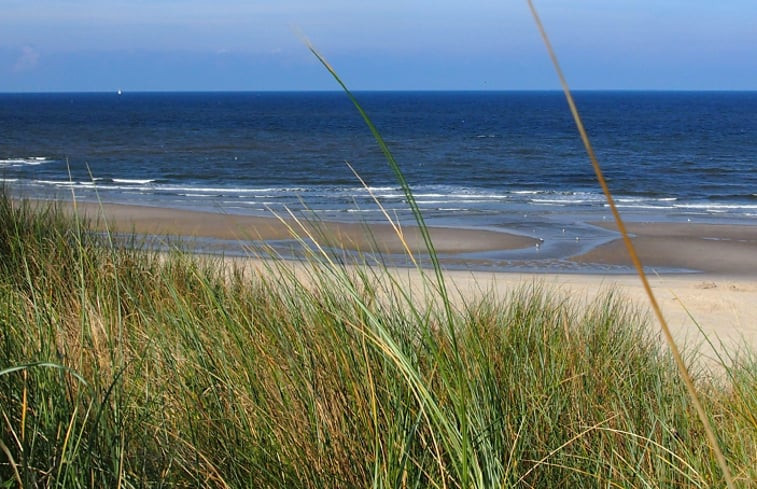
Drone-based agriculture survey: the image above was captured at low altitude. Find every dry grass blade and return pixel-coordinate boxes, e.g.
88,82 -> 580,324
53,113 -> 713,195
525,1 -> 736,487
0,438 -> 22,487
514,415 -> 616,486
300,36 -> 457,336
346,161 -> 419,268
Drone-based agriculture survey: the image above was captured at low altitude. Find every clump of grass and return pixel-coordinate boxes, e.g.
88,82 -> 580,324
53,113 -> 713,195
1,192 -> 755,487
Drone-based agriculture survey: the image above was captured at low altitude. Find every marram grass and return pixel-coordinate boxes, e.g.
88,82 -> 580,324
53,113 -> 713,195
1,193 -> 755,488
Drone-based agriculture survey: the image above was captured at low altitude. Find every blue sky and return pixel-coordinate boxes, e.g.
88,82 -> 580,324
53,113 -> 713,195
1,1 -> 755,92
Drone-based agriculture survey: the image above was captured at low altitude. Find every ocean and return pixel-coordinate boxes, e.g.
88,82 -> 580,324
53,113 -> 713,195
2,91 -> 756,268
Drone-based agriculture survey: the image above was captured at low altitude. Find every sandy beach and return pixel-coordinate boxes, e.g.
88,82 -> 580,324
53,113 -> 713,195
44,199 -> 757,359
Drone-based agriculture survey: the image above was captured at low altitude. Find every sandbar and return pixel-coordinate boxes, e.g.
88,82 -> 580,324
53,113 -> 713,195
59,200 -> 538,254
573,221 -> 757,276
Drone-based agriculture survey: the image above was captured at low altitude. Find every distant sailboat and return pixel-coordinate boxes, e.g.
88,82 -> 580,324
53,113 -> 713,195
117,89 -> 123,96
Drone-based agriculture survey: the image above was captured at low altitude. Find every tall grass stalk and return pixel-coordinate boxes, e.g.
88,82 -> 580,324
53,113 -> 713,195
304,40 -> 497,486
526,2 -> 736,486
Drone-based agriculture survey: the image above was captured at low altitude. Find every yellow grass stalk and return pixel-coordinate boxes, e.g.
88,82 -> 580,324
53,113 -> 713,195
526,2 -> 736,487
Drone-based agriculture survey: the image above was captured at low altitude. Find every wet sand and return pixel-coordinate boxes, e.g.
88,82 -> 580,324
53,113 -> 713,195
573,221 -> 757,276
62,200 -> 538,254
64,201 -> 757,275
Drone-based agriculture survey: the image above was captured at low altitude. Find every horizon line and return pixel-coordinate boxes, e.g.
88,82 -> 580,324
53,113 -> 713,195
2,88 -> 757,95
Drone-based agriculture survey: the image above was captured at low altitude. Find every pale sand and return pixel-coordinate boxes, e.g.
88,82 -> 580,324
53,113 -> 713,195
438,271 -> 757,364
37,200 -> 757,359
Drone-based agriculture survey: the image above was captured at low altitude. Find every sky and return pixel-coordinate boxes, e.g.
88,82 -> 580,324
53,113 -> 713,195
1,1 -> 756,92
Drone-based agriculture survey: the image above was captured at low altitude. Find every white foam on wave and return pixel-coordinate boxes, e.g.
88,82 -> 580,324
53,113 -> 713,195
611,204 -> 675,210
530,191 -> 607,204
417,199 -> 498,205
531,199 -> 568,206
245,187 -> 283,193
428,191 -> 508,201
462,193 -> 509,200
0,156 -> 50,166
609,196 -> 679,210
112,178 -> 156,185
31,180 -> 144,191
373,193 -> 406,199
615,196 -> 677,203
532,198 -> 598,205
406,193 -> 447,198
674,203 -> 757,211
368,190 -> 507,202
35,179 -> 74,186
362,186 -> 397,192
157,185 -> 309,195
222,200 -> 282,207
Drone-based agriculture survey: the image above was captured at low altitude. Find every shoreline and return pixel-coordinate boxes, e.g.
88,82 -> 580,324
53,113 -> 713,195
47,198 -> 757,276
55,200 -> 540,254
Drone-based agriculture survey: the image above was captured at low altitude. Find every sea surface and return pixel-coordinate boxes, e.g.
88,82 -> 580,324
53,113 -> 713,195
2,91 -> 756,270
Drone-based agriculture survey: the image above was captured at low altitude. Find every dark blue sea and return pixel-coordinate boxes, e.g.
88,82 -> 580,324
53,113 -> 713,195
2,91 -> 756,268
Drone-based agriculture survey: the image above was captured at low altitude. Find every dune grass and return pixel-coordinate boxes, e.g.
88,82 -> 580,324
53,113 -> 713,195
1,192 -> 755,488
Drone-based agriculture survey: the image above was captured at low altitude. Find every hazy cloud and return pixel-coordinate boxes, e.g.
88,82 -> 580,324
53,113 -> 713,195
13,46 -> 40,72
